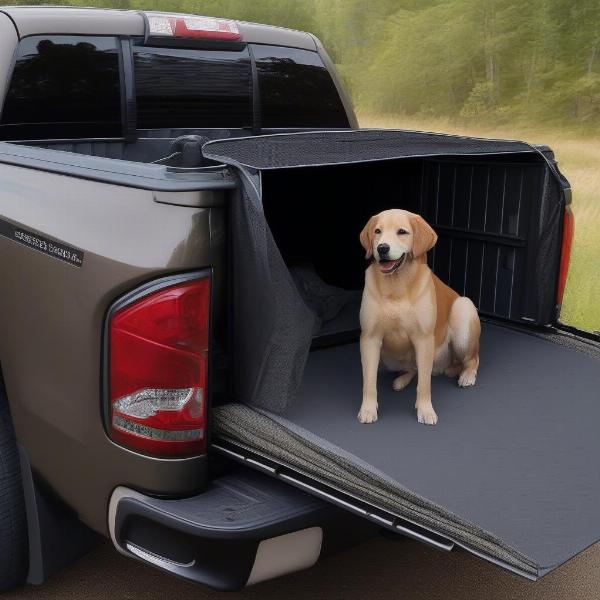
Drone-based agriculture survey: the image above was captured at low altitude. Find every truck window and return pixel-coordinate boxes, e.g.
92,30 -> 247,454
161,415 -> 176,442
133,45 -> 253,130
0,36 -> 122,141
250,44 -> 349,129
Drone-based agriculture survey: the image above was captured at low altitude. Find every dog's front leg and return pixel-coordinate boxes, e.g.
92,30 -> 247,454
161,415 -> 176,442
413,335 -> 437,425
358,333 -> 382,423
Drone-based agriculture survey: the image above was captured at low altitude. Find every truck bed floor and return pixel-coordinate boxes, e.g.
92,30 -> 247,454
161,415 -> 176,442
214,323 -> 600,578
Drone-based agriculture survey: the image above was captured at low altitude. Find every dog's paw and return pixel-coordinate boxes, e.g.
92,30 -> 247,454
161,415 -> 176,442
416,405 -> 438,425
458,369 -> 477,387
392,372 -> 415,391
358,405 -> 378,424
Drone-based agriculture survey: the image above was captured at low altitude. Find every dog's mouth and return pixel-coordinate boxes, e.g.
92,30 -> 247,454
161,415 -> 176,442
378,254 -> 406,274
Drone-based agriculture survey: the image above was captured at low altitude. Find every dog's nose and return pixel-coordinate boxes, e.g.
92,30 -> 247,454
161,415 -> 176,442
377,243 -> 390,256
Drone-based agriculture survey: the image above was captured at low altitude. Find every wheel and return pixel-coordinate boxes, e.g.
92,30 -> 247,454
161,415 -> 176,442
0,381 -> 28,591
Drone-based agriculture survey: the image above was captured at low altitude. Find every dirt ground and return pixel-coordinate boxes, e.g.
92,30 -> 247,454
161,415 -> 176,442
5,535 -> 600,600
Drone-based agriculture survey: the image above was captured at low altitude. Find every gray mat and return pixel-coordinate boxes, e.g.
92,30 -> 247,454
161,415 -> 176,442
214,323 -> 600,578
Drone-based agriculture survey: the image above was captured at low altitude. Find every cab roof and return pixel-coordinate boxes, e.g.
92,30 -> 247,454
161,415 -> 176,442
0,6 -> 317,50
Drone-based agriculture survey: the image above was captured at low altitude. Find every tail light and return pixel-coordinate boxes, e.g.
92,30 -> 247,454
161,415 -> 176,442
145,13 -> 241,41
108,275 -> 210,457
557,206 -> 575,308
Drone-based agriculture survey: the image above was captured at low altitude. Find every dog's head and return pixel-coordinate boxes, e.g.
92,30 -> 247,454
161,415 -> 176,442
359,209 -> 437,274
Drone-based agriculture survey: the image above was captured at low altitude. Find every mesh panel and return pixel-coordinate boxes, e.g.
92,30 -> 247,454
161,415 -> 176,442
230,174 -> 316,412
203,129 -> 536,170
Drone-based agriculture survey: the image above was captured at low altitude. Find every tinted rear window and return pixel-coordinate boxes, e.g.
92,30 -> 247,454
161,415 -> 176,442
133,45 -> 253,130
251,44 -> 349,129
0,36 -> 122,140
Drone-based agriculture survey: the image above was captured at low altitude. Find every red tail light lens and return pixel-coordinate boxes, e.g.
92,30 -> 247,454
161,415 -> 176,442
109,276 -> 210,457
557,206 -> 574,308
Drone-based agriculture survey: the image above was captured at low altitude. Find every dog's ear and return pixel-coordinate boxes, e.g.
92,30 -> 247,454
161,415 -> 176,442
409,212 -> 438,258
359,215 -> 377,259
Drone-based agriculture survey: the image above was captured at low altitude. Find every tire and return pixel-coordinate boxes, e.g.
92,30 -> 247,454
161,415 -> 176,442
0,382 -> 28,591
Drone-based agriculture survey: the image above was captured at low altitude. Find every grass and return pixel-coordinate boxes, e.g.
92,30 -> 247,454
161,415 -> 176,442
358,114 -> 600,332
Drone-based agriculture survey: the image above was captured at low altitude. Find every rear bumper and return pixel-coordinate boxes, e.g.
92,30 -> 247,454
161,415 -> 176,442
108,468 -> 374,590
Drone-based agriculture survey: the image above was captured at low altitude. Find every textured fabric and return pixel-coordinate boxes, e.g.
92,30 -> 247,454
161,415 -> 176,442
290,264 -> 361,331
229,172 -> 317,413
214,323 -> 600,579
202,129 -> 537,170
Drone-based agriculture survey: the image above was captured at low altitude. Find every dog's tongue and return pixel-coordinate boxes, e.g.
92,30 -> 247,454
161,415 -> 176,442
379,259 -> 400,272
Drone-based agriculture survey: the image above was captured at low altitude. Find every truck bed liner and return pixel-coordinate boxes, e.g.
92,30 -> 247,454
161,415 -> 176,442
213,323 -> 600,579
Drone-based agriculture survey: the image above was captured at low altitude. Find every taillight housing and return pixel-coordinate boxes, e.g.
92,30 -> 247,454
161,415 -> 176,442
145,12 -> 241,41
107,274 -> 210,457
557,206 -> 575,308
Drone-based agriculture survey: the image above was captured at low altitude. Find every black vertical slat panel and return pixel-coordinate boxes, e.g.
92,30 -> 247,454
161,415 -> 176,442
452,163 -> 473,229
485,166 -> 505,234
517,163 -> 544,320
502,166 -> 523,236
480,243 -> 499,314
467,166 -> 488,230
422,161 -> 438,223
509,250 -> 526,320
519,164 -> 543,237
508,164 -> 530,320
495,246 -> 515,317
506,166 -> 525,319
401,160 -> 422,213
396,163 -> 404,208
433,236 -> 452,285
482,165 -> 490,231
411,158 -> 555,324
422,161 -> 438,273
476,166 -> 506,314
417,160 -> 427,214
449,238 -> 468,295
407,160 -> 423,212
435,163 -> 456,226
452,162 -> 474,300
384,160 -> 419,213
430,162 -> 454,287
465,241 -> 484,309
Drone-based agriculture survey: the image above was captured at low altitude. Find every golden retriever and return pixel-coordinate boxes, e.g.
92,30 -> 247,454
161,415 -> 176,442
358,209 -> 480,425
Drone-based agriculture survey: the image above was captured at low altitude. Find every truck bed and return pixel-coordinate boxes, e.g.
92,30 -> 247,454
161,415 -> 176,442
213,322 -> 600,579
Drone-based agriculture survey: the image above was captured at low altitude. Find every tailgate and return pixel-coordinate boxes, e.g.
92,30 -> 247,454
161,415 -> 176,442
213,324 -> 600,580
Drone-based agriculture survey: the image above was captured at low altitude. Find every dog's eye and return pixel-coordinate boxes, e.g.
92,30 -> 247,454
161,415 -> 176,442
397,228 -> 408,235
374,228 -> 381,234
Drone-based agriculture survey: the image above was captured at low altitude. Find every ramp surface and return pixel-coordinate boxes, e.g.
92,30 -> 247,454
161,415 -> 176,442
214,324 -> 600,578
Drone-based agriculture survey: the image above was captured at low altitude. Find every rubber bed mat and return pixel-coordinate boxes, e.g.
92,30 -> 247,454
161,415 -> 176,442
213,323 -> 600,579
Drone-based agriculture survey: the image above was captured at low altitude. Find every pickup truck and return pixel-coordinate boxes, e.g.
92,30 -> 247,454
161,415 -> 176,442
1,5 -> 599,593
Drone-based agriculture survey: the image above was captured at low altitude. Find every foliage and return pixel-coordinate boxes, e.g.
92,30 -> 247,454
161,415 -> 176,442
351,0 -> 600,129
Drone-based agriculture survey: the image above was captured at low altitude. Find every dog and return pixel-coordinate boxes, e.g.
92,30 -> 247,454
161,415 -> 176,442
358,209 -> 480,425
